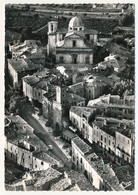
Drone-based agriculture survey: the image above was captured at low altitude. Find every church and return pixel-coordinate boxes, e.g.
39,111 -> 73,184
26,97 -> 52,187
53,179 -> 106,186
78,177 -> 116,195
47,16 -> 98,70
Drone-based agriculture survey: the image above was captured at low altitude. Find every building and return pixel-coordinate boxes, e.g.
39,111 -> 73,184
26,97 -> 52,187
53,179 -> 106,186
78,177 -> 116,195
69,105 -> 134,165
5,168 -> 63,191
5,115 -> 62,171
87,94 -> 134,120
68,75 -> 110,102
9,40 -> 46,65
47,16 -> 98,71
8,59 -> 43,88
22,69 -> 57,104
52,83 -> 86,133
71,136 -> 124,191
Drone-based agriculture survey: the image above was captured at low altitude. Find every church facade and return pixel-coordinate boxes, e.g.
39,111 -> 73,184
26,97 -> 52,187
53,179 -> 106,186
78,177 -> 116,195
47,16 -> 98,69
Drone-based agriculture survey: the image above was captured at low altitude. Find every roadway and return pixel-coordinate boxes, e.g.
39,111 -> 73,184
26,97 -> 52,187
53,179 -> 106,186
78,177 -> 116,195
20,111 -> 71,166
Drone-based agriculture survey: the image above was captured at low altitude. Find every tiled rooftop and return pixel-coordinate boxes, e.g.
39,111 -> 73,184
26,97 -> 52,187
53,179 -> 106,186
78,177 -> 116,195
66,170 -> 94,191
8,59 -> 43,73
70,106 -> 95,118
62,130 -> 77,140
87,94 -> 134,108
68,93 -> 85,103
30,167 -> 62,187
22,75 -> 40,86
33,151 -> 60,166
93,116 -> 134,138
72,136 -> 92,154
6,115 -> 48,152
51,178 -> 71,191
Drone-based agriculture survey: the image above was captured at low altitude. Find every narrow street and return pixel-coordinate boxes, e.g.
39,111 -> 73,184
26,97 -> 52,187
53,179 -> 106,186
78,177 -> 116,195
20,111 -> 70,165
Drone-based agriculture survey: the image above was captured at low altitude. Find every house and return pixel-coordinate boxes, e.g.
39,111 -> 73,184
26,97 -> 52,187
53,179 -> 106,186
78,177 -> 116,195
8,59 -> 43,88
69,105 -> 134,165
22,69 -> 57,104
4,115 -> 62,171
68,75 -> 110,102
9,40 -> 46,65
5,168 -> 63,191
87,94 -> 134,120
71,136 -> 125,191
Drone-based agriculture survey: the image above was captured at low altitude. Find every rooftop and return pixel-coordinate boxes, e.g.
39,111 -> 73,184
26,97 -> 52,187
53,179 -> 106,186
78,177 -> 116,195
30,167 -> 62,187
5,115 -> 48,152
8,59 -> 43,73
93,117 -> 134,139
33,151 -> 60,166
68,93 -> 85,104
66,170 -> 94,191
51,178 -> 71,191
87,94 -> 134,108
72,137 -> 124,191
62,130 -> 77,140
112,165 -> 134,190
70,106 -> 95,118
72,136 -> 92,155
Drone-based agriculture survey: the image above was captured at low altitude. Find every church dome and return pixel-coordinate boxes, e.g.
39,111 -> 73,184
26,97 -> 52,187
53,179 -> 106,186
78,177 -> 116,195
68,16 -> 84,31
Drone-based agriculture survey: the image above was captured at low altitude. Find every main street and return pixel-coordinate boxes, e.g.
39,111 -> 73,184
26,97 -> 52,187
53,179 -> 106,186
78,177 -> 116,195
20,110 -> 70,166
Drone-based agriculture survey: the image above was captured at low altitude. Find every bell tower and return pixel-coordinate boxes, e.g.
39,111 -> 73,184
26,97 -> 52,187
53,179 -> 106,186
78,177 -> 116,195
47,21 -> 58,56
53,84 -> 69,134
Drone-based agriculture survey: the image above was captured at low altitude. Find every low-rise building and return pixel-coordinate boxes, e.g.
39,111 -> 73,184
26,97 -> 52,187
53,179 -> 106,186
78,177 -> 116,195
68,75 -> 110,102
5,167 -> 63,191
69,106 -> 134,165
71,136 -> 125,191
5,115 -> 62,171
8,59 -> 43,88
87,94 -> 134,120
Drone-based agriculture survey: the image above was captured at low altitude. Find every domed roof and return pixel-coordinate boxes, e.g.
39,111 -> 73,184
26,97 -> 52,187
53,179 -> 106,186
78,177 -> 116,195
68,16 -> 84,28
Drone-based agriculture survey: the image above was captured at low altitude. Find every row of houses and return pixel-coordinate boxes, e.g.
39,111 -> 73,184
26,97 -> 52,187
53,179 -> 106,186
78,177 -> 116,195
5,115 -> 63,171
71,136 -> 134,191
69,94 -> 134,165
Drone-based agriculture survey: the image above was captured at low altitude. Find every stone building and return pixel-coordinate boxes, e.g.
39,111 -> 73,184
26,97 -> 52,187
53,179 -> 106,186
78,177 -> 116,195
69,106 -> 134,165
87,94 -> 134,120
71,136 -> 124,191
52,83 -> 86,133
5,115 -> 62,171
47,16 -> 98,70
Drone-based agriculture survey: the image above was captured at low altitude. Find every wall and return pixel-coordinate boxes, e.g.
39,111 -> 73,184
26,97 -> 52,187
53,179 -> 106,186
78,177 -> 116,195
8,62 -> 18,87
23,80 -> 33,101
116,131 -> 132,164
72,141 -> 102,190
32,156 -> 50,171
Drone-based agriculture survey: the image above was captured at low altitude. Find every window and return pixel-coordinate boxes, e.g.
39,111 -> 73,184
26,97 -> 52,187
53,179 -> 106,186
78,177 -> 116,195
11,153 -> 13,158
127,157 -> 129,162
83,123 -> 85,129
41,161 -> 44,165
85,56 -> 90,64
73,156 -> 75,161
59,56 -> 64,63
86,34 -> 90,40
101,135 -> 103,141
51,24 -> 54,32
29,156 -> 30,158
35,165 -> 37,168
104,138 -> 106,143
109,140 -> 110,145
128,140 -> 130,145
80,158 -> 82,163
38,92 -> 41,96
73,40 -> 76,47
